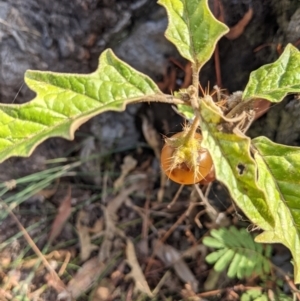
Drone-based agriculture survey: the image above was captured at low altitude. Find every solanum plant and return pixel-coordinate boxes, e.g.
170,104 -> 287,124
1,0 -> 300,283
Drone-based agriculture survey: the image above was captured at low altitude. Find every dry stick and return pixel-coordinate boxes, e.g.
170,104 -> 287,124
101,171 -> 109,203
197,284 -> 263,298
272,264 -> 300,300
58,251 -> 71,276
194,184 -> 218,216
213,0 -> 222,88
142,192 -> 151,255
214,44 -> 222,88
1,200 -> 65,289
152,270 -> 171,296
253,42 -> 274,53
125,284 -> 134,301
29,286 -> 47,300
294,39 -> 300,47
185,228 -> 198,246
182,62 -> 193,88
204,183 -> 212,199
11,82 -> 25,105
144,211 -> 187,275
142,194 -> 150,239
125,197 -> 158,236
187,185 -> 218,229
282,276 -> 300,300
160,211 -> 187,244
167,184 -> 184,209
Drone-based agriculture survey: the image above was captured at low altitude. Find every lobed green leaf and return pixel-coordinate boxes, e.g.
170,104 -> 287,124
252,136 -> 300,283
158,0 -> 228,68
0,49 -> 163,163
199,96 -> 274,228
243,44 -> 300,102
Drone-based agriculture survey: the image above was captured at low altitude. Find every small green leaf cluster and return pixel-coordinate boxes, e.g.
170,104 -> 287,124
241,289 -> 292,301
240,289 -> 268,301
203,226 -> 272,279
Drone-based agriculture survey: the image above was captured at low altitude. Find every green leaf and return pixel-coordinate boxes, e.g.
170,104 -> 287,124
199,96 -> 274,228
214,249 -> 234,272
241,289 -> 268,301
204,226 -> 271,280
0,49 -> 163,163
158,0 -> 228,68
176,104 -> 194,120
243,44 -> 300,102
202,236 -> 224,249
236,253 -> 249,279
252,136 -> 300,284
227,251 -> 242,278
205,248 -> 227,263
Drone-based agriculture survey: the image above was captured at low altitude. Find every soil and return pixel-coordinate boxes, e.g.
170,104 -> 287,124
0,0 -> 299,300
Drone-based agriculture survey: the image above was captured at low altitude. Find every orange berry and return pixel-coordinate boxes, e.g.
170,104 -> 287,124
160,131 -> 213,185
199,166 -> 216,185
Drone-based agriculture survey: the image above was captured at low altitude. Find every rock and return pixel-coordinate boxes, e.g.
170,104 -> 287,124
88,8 -> 180,155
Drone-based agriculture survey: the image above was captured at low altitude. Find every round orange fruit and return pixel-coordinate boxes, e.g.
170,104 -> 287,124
160,131 -> 213,185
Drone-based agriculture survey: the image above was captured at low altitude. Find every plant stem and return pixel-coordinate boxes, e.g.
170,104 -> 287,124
137,94 -> 185,105
188,63 -> 199,110
192,65 -> 199,95
185,114 -> 200,140
185,62 -> 201,140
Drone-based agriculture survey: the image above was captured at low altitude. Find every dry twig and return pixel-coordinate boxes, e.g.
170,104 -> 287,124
0,200 -> 65,291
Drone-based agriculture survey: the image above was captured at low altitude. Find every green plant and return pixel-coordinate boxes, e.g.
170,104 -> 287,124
203,227 -> 295,299
240,289 -> 269,301
203,226 -> 272,279
1,0 -> 300,283
240,289 -> 293,301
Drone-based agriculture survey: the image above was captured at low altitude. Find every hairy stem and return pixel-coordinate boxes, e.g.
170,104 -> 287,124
183,62 -> 202,140
192,65 -> 200,95
186,114 -> 200,140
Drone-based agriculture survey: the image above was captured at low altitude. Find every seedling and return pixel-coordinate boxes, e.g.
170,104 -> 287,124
1,0 -> 300,283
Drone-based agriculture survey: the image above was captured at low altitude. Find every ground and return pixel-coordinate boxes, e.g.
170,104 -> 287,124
0,0 -> 299,300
